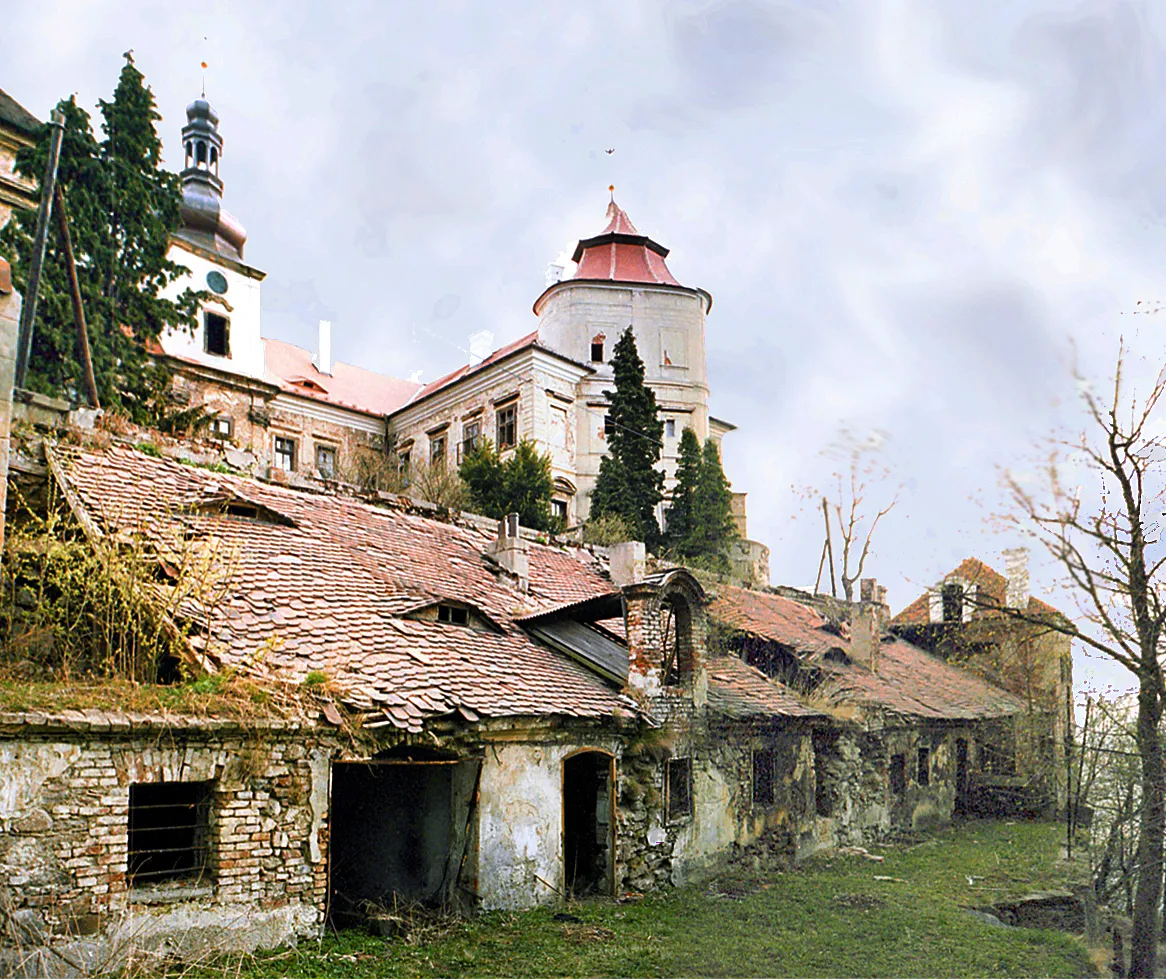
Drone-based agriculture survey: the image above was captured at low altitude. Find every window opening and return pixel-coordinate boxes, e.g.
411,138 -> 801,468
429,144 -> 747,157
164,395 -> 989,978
667,758 -> 692,821
430,435 -> 447,469
204,312 -> 230,357
664,419 -> 676,439
552,499 -> 568,523
890,753 -> 906,795
813,734 -> 835,816
274,436 -> 296,472
195,141 -> 207,165
752,748 -> 776,806
437,604 -> 469,626
660,595 -> 694,686
398,450 -> 411,486
496,403 -> 517,449
210,416 -> 233,439
316,445 -> 337,479
460,420 -> 481,462
941,583 -> 964,623
603,415 -> 616,439
917,747 -> 930,787
128,781 -> 212,886
591,340 -> 604,362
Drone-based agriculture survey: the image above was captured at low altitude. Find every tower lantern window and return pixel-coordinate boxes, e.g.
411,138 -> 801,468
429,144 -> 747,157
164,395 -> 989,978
196,141 -> 207,165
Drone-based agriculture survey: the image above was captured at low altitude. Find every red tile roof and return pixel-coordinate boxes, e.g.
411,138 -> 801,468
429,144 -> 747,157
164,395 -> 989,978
707,657 -> 823,720
51,443 -> 633,730
263,338 -> 421,416
892,557 -> 1063,626
570,200 -> 682,287
404,330 -> 540,406
708,585 -> 1024,722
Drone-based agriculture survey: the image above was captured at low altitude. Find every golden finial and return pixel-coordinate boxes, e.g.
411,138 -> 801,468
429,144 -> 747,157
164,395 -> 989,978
609,184 -> 615,202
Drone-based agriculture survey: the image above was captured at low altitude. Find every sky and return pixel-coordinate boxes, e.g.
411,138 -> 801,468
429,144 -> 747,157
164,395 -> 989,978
7,0 -> 1166,694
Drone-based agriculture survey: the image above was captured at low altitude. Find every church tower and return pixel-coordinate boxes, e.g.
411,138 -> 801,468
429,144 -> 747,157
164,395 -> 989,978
159,97 -> 265,381
533,197 -> 725,516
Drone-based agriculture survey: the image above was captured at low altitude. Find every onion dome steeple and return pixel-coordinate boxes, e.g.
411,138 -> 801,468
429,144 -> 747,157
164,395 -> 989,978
570,196 -> 681,286
176,98 -> 248,261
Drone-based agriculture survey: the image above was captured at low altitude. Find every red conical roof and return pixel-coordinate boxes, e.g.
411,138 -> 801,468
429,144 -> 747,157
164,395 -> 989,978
570,200 -> 681,286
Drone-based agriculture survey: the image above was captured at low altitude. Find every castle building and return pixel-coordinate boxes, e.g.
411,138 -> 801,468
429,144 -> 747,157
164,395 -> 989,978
157,98 -> 760,570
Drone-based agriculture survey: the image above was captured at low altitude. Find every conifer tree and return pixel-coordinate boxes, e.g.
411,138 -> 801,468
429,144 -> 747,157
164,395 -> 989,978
459,438 -> 557,531
664,426 -> 702,556
0,56 -> 204,420
589,326 -> 665,549
688,437 -> 738,570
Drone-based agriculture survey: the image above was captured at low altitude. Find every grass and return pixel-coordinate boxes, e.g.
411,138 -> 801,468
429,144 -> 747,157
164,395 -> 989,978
173,820 -> 1096,978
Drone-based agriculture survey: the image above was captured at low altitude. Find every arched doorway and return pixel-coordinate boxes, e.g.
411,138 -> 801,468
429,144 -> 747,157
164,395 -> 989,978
563,750 -> 614,897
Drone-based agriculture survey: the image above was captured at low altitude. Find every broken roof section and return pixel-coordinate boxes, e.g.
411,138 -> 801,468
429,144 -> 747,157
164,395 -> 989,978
50,442 -> 636,731
708,584 -> 1024,723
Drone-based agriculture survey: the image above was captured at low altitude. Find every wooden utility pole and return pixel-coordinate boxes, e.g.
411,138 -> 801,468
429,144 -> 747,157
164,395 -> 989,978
53,186 -> 99,409
15,109 -> 66,390
822,496 -> 837,598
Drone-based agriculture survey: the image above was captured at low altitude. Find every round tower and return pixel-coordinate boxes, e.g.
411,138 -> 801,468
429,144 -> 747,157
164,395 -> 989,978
533,197 -> 715,515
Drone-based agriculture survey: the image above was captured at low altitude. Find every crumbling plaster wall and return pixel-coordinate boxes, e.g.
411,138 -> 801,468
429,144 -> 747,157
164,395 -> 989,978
475,731 -> 621,910
0,722 -> 333,970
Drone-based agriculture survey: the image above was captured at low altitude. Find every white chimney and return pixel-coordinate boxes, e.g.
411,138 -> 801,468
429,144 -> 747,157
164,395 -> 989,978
545,262 -> 566,287
488,513 -> 529,591
468,330 -> 494,367
314,319 -> 332,376
1003,547 -> 1030,610
609,541 -> 646,587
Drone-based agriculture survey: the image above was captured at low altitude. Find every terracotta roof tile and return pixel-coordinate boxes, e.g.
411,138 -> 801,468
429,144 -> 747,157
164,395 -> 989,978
707,657 -> 822,720
892,557 -> 1063,626
263,338 -> 421,416
52,444 -> 630,728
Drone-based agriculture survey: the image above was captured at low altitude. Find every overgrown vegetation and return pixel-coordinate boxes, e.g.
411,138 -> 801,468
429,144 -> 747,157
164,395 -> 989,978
0,55 -> 207,425
0,486 -> 231,683
170,821 -> 1093,978
664,426 -> 738,570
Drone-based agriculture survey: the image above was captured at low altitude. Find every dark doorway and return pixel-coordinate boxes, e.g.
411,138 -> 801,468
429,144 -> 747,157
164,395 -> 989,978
955,739 -> 970,816
563,751 -> 613,898
329,758 -> 477,926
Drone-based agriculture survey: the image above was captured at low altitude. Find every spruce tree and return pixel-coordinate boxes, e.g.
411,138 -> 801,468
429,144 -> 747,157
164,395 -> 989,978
664,426 -> 702,557
589,326 -> 664,549
0,56 -> 204,419
459,438 -> 556,531
688,437 -> 738,570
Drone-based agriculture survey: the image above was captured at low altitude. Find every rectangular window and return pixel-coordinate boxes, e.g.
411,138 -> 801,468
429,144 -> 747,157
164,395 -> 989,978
917,747 -> 930,787
315,445 -> 337,479
210,416 -> 233,439
128,781 -> 212,887
667,758 -> 693,821
664,419 -> 676,439
459,420 -> 481,462
591,340 -> 604,362
551,499 -> 568,523
437,604 -> 469,626
752,749 -> 776,807
274,436 -> 296,472
430,434 -> 447,468
496,403 -> 517,449
603,415 -> 616,438
397,449 -> 412,486
890,753 -> 906,795
204,313 -> 230,357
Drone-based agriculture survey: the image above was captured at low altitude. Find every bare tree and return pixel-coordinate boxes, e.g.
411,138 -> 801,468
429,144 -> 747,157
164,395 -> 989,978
816,432 -> 898,601
1002,344 -> 1166,978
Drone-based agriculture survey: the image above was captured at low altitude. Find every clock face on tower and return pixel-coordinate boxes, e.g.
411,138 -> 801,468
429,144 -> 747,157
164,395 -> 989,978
206,270 -> 229,294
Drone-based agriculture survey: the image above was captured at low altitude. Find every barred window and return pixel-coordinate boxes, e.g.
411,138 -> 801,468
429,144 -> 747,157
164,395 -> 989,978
128,781 -> 212,887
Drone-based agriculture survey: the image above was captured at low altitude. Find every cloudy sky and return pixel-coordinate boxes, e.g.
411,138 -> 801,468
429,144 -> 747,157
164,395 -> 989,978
8,0 -> 1166,693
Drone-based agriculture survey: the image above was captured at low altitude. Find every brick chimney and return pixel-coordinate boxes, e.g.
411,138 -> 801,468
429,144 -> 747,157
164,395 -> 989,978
1003,547 -> 1029,610
488,512 -> 529,591
851,578 -> 889,672
0,260 -> 20,562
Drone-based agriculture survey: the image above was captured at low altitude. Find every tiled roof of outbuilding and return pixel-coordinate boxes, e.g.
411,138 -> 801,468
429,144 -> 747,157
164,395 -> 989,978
707,656 -> 822,720
892,557 -> 1064,626
708,585 -> 1024,723
51,443 -> 632,730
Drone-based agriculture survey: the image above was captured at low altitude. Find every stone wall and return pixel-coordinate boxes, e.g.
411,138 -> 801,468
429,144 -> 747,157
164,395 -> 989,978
0,717 -> 333,972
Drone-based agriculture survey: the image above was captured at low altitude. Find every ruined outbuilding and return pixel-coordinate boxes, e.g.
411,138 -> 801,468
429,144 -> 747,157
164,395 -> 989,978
0,436 -> 1044,971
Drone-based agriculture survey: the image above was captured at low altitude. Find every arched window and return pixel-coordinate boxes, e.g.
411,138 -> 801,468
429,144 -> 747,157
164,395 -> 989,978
660,593 -> 694,686
185,141 -> 193,167
210,146 -> 218,174
196,141 -> 207,166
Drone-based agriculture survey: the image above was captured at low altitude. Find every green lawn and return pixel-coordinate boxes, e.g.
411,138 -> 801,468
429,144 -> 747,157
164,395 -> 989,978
180,821 -> 1096,979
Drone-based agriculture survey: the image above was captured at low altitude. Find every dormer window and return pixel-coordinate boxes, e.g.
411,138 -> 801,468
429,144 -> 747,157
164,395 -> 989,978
437,605 -> 469,626
941,583 -> 965,623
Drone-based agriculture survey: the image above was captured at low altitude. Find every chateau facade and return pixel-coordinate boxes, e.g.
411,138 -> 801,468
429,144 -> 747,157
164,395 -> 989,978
156,97 -> 757,560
